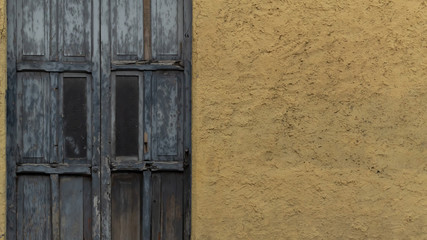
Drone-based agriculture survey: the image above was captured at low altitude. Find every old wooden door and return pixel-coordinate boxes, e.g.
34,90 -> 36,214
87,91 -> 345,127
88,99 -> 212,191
6,0 -> 192,239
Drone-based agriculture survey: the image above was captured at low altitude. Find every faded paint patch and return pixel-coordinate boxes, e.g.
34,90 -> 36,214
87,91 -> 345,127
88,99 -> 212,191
0,0 -> 6,238
192,0 -> 427,239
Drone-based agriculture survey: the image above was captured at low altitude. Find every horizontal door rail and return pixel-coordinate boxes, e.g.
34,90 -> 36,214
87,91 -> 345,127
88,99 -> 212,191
17,62 -> 93,73
111,62 -> 184,71
110,161 -> 184,172
16,163 -> 92,175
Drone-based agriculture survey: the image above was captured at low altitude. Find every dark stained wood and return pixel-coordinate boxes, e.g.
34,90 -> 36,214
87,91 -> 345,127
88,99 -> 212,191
183,0 -> 193,238
143,0 -> 152,60
50,174 -> 60,240
152,172 -> 184,240
17,175 -> 52,240
111,173 -> 141,240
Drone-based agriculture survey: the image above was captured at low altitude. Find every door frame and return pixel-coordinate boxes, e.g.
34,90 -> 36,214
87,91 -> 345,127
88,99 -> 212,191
6,0 -> 193,239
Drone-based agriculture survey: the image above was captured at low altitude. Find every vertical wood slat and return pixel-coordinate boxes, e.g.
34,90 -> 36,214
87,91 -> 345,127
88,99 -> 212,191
50,73 -> 59,164
143,0 -> 151,60
183,0 -> 192,238
143,71 -> 152,160
91,0 -> 102,238
142,171 -> 152,240
6,0 -> 17,237
100,0 -> 112,238
51,174 -> 60,240
151,174 -> 162,240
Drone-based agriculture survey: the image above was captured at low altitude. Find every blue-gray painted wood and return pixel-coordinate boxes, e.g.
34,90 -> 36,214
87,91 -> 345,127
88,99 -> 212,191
6,0 -> 18,237
17,72 -> 49,163
111,0 -> 144,61
17,0 -> 49,61
8,0 -> 191,239
17,175 -> 52,240
59,0 -> 92,62
60,177 -> 84,240
142,171 -> 152,240
151,0 -> 184,60
152,71 -> 184,161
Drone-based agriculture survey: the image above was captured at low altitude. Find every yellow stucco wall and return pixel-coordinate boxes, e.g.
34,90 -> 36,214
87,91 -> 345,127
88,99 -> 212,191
0,0 -> 426,239
0,0 -> 6,238
192,0 -> 427,239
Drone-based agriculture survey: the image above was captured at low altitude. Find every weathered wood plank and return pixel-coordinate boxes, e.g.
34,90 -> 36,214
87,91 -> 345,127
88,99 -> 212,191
142,171 -> 152,240
183,0 -> 192,238
16,164 -> 92,175
143,0 -> 152,60
60,177 -> 84,240
51,174 -> 60,240
18,72 -> 49,162
151,174 -> 161,240
111,173 -> 141,240
17,62 -> 92,72
100,0 -> 113,238
111,63 -> 184,71
83,177 -> 93,240
152,71 -> 184,161
17,175 -> 52,240
143,71 -> 153,160
6,0 -> 18,237
111,0 -> 144,61
151,0 -> 184,60
110,161 -> 184,172
17,0 -> 49,60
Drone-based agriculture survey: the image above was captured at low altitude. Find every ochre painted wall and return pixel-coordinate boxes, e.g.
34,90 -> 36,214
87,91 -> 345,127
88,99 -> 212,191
192,0 -> 427,239
0,0 -> 6,238
0,0 -> 426,239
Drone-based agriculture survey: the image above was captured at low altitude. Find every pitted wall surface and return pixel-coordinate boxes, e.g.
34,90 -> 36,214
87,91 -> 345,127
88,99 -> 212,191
192,0 -> 427,239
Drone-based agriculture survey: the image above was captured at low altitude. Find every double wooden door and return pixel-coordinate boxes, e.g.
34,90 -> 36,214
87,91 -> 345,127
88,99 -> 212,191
6,0 -> 192,239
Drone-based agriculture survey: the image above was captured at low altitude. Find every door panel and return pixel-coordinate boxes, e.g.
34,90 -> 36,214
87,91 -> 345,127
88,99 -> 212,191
151,71 -> 184,161
17,175 -> 52,240
111,173 -> 142,240
17,72 -> 50,163
111,0 -> 144,61
151,0 -> 184,60
8,0 -> 190,238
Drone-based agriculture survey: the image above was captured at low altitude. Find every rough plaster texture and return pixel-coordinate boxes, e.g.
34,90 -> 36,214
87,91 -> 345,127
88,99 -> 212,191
0,0 -> 5,238
192,0 -> 427,239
